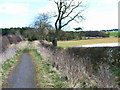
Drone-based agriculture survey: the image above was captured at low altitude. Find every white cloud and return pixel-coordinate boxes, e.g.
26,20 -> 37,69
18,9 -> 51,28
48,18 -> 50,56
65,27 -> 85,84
1,0 -> 48,3
65,0 -> 119,30
0,22 -> 27,28
0,3 -> 30,16
0,0 -> 118,29
36,0 -> 87,14
36,1 -> 56,14
82,10 -> 118,30
22,0 -> 48,2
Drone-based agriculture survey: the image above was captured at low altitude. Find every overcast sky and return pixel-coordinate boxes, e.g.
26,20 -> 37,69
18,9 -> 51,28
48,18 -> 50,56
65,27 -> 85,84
0,0 -> 119,31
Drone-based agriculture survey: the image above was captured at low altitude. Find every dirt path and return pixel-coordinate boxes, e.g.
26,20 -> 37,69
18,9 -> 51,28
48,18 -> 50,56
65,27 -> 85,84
5,44 -> 36,88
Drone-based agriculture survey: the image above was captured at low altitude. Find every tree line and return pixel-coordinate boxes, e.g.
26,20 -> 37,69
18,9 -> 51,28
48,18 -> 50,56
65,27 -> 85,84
1,26 -> 110,42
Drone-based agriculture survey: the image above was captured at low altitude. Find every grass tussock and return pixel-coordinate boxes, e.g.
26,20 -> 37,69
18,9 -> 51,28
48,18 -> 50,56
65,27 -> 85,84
28,43 -> 69,88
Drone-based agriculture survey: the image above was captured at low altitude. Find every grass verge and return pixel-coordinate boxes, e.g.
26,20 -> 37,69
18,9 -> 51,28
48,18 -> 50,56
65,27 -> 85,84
27,43 -> 69,88
0,43 -> 28,86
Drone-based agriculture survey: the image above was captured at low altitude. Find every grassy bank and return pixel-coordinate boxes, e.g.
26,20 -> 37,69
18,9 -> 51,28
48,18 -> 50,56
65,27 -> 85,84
1,49 -> 23,80
1,43 -> 27,86
57,37 -> 118,47
28,44 -> 69,88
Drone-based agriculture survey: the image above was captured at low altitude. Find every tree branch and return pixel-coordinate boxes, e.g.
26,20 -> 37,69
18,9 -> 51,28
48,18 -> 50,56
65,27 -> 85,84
62,1 -> 82,19
62,11 -> 82,28
55,0 -> 62,31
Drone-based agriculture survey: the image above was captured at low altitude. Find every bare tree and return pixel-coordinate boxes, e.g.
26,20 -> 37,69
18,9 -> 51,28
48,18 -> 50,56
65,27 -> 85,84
51,0 -> 85,46
31,13 -> 53,40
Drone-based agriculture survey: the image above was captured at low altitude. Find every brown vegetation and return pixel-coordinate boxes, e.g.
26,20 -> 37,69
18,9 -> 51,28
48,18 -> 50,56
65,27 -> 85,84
2,34 -> 23,52
2,36 -> 10,52
34,40 -> 119,88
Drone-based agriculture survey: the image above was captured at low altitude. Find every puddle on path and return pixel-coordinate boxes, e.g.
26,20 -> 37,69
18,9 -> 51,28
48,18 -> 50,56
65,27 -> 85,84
76,43 -> 120,47
6,51 -> 36,88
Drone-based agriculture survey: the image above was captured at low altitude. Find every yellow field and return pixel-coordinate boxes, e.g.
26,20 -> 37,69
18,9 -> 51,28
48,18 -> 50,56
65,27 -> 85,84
57,38 -> 119,48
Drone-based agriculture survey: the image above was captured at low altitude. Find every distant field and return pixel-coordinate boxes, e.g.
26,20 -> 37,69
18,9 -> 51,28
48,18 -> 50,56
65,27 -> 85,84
57,37 -> 119,48
107,31 -> 119,37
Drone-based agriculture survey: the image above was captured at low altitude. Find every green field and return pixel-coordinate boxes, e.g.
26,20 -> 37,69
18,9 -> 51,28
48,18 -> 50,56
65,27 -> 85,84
107,31 -> 119,37
57,37 -> 118,48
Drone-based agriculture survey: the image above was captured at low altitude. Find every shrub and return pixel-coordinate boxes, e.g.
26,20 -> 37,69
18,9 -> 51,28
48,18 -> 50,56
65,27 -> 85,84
2,36 -> 10,52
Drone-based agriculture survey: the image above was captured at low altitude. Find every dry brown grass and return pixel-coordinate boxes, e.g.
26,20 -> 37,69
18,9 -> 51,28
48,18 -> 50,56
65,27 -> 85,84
57,38 -> 119,47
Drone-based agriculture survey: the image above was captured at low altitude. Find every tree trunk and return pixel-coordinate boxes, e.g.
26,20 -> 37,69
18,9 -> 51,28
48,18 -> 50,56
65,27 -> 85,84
52,30 -> 58,46
52,38 -> 57,46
